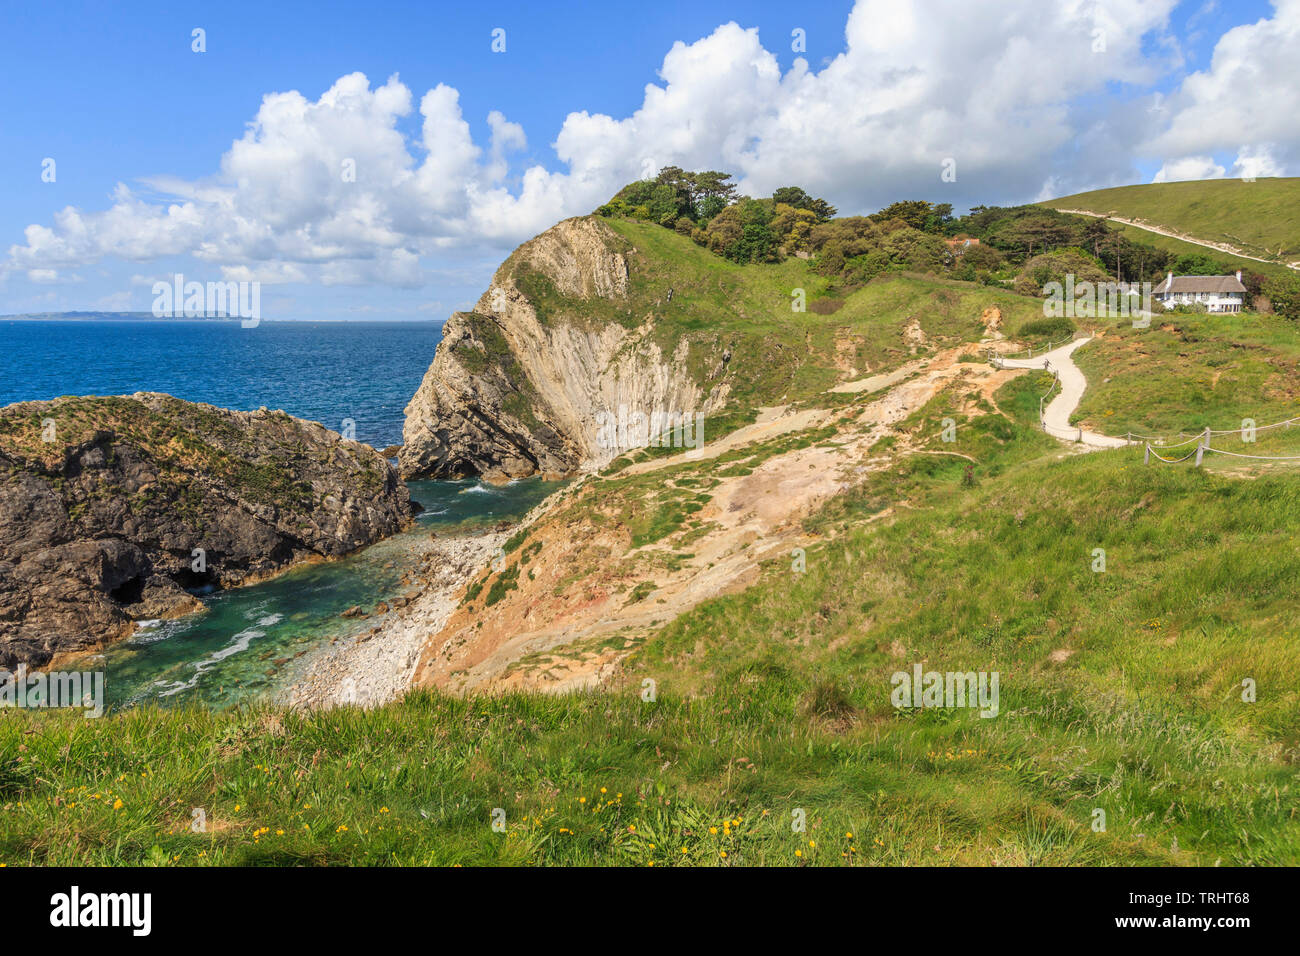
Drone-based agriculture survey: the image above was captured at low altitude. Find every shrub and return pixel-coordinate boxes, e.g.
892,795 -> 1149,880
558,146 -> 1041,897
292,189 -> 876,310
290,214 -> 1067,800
1016,317 -> 1076,339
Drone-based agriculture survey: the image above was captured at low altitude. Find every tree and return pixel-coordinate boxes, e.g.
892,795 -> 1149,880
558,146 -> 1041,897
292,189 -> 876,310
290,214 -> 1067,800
923,203 -> 953,234
870,200 -> 935,231
961,243 -> 1004,273
772,186 -> 812,208
1082,217 -> 1110,259
771,185 -> 837,221
1264,273 -> 1300,321
691,170 -> 738,217
728,223 -> 780,264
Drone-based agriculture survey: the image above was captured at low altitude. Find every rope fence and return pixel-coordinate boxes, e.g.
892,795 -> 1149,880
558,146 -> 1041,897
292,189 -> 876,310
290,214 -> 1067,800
986,330 -> 1089,365
984,330 -> 1299,462
1145,421 -> 1300,467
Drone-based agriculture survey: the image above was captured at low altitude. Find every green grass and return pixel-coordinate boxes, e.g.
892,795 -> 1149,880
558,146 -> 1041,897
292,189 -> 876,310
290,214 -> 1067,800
5,372 -> 1298,866
1072,314 -> 1300,437
6,236 -> 1298,866
1103,222 -> 1296,282
1040,177 -> 1300,264
489,216 -> 1047,444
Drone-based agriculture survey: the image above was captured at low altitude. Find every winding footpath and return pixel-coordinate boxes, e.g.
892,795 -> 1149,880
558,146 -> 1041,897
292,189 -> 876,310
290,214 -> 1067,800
1054,208 -> 1300,272
997,338 -> 1128,449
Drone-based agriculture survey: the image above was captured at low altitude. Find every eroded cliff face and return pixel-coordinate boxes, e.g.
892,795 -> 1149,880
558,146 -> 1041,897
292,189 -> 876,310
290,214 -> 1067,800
0,393 -> 415,668
400,216 -> 726,479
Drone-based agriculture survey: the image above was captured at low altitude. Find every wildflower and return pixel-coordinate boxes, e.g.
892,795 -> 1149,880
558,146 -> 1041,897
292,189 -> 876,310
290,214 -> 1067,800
112,799 -> 123,810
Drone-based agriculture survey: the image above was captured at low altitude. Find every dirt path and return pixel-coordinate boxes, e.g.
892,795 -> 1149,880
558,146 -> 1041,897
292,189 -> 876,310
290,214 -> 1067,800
1055,208 -> 1299,271
996,338 -> 1128,448
370,330 -> 1121,699
407,344 -> 1034,694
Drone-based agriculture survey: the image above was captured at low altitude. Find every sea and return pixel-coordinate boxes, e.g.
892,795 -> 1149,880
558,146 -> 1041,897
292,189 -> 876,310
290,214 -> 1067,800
0,319 -> 563,709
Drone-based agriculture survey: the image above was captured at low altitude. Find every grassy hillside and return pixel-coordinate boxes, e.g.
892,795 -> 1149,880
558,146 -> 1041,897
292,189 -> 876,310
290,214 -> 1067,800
1040,178 -> 1300,264
1072,313 -> 1300,438
4,367 -> 1299,866
525,217 -> 1044,417
1103,221 -> 1295,281
4,209 -> 1298,868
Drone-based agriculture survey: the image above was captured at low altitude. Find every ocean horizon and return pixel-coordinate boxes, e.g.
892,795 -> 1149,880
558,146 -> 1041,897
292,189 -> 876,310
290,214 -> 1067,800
1,318 -> 445,450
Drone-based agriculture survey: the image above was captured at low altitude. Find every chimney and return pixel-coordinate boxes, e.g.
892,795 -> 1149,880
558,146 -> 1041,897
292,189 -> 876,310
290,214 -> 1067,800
1236,269 -> 1242,282
1166,271 -> 1173,291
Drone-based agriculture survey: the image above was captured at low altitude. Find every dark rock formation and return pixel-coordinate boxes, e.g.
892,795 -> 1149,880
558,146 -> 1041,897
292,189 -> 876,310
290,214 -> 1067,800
0,393 -> 415,668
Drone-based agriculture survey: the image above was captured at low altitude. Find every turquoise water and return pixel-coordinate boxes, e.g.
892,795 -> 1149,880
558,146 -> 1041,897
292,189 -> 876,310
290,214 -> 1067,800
1,318 -> 561,710
98,478 -> 565,710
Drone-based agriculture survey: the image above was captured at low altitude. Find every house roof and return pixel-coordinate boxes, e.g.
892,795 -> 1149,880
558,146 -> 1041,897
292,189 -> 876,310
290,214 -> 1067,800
1154,274 -> 1246,294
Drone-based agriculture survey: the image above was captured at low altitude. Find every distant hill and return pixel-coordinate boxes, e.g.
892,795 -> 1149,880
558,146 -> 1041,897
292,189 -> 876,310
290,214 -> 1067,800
2,311 -> 158,321
1040,177 -> 1300,267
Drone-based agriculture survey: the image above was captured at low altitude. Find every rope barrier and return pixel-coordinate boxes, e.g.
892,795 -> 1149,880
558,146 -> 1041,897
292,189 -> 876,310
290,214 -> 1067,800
1146,445 -> 1201,464
1145,439 -> 1300,466
1129,415 -> 1300,448
989,331 -> 1086,363
1203,446 -> 1300,461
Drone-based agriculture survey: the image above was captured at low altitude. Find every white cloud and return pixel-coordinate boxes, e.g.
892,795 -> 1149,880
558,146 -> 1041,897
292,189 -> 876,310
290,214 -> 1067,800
1143,0 -> 1298,175
1231,143 -> 1286,179
1152,155 -> 1226,182
11,0 -> 1264,293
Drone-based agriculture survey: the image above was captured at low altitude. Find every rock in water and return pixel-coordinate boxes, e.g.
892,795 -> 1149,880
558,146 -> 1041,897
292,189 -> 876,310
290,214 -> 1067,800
0,393 -> 416,668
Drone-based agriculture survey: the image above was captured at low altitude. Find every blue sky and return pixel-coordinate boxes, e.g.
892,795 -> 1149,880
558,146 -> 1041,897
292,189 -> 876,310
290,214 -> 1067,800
0,0 -> 1292,320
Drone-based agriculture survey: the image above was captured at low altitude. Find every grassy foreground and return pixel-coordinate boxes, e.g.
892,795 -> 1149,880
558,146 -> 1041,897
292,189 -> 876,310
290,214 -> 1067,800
1072,313 -> 1300,437
2,372 -> 1298,866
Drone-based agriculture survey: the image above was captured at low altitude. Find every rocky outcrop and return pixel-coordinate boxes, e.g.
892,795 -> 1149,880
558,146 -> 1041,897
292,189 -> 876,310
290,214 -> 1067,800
400,216 -> 727,479
0,393 -> 415,668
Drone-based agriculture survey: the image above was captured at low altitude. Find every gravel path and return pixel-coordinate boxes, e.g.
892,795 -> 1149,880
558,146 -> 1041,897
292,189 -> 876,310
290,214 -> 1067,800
998,338 -> 1128,449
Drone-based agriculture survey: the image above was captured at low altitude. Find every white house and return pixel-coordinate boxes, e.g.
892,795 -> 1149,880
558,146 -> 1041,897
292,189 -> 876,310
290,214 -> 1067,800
1151,270 -> 1247,313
